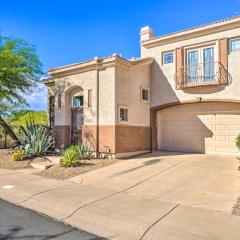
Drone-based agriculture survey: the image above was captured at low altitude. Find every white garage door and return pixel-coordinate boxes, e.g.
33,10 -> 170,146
157,102 -> 240,154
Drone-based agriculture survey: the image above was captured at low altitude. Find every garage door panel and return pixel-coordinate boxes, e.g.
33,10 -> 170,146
229,124 -> 240,130
157,103 -> 240,154
215,146 -> 227,152
228,135 -> 237,141
215,135 -> 226,141
228,115 -> 240,120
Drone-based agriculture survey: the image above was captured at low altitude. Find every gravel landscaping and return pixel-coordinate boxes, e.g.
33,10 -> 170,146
34,158 -> 118,180
0,149 -> 118,180
0,149 -> 31,170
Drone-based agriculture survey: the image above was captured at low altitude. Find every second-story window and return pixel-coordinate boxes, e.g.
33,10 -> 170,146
187,46 -> 215,83
230,38 -> 240,53
163,52 -> 173,64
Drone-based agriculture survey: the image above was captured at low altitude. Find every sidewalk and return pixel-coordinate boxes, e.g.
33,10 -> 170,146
1,157 -> 240,240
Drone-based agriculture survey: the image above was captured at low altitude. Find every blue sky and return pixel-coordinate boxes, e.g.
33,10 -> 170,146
1,0 -> 239,110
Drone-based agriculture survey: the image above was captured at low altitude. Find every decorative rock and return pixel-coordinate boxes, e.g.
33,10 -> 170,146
45,156 -> 61,165
30,161 -> 54,171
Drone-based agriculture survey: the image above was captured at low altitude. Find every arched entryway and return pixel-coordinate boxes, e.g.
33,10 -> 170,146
154,101 -> 240,154
65,86 -> 84,144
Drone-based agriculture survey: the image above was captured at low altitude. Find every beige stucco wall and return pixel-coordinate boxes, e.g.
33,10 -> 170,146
99,67 -> 116,125
115,64 -> 151,126
48,67 -> 116,127
141,28 -> 240,108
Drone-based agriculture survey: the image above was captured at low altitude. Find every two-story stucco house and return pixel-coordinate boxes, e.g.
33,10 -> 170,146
44,16 -> 240,157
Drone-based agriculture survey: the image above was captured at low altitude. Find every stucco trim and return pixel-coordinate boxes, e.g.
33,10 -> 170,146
141,16 -> 240,48
48,56 -> 153,77
151,99 -> 240,111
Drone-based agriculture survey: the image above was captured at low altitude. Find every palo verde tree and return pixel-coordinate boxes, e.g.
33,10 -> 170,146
0,35 -> 43,145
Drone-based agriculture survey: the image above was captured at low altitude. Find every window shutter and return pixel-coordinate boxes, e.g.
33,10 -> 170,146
175,47 -> 184,72
219,38 -> 228,71
175,47 -> 184,88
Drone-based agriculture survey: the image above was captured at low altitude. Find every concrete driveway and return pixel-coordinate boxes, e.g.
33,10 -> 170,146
71,152 -> 239,213
69,152 -> 240,238
1,152 -> 240,239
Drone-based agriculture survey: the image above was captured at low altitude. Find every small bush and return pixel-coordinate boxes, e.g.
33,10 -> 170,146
60,145 -> 80,167
60,143 -> 93,167
236,134 -> 240,151
12,150 -> 26,161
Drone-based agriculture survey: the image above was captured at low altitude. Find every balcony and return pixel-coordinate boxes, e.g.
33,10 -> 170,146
175,62 -> 229,89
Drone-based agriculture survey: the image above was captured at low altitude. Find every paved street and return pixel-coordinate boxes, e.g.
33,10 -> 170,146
0,199 -> 102,240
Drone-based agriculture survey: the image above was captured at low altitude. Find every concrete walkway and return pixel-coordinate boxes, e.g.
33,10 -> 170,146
0,152 -> 240,239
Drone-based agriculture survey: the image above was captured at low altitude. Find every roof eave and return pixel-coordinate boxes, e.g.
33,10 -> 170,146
141,16 -> 240,48
48,56 -> 153,77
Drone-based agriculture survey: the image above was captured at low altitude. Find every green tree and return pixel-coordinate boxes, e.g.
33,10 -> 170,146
0,36 -> 43,144
11,111 -> 48,132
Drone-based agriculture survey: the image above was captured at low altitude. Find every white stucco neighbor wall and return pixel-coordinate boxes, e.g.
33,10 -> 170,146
141,28 -> 240,108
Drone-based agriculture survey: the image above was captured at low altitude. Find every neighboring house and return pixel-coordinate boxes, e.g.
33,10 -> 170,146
44,16 -> 240,157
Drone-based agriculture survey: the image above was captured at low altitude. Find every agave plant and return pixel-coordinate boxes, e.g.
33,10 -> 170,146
75,142 -> 93,160
60,142 -> 93,167
18,121 -> 54,157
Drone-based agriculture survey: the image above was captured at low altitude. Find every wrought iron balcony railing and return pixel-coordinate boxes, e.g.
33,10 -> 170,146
175,62 -> 229,89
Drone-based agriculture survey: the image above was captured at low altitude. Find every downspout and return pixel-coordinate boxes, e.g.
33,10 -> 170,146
151,110 -> 157,152
95,57 -> 100,157
150,109 -> 153,152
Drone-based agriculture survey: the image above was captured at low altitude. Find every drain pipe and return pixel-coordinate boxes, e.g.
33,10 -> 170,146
95,57 -> 100,158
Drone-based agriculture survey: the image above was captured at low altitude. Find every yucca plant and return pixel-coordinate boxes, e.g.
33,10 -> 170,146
18,121 -> 54,157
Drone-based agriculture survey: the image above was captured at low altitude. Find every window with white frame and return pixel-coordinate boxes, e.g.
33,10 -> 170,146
141,88 -> 149,101
230,38 -> 240,53
119,108 -> 128,122
163,52 -> 173,64
186,45 -> 216,83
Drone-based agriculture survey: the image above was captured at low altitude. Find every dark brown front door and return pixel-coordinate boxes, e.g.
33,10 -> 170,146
71,108 -> 83,144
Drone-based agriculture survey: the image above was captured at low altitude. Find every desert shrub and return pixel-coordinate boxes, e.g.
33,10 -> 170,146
60,143 -> 93,167
12,149 -> 26,161
60,145 -> 80,167
236,134 -> 240,151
